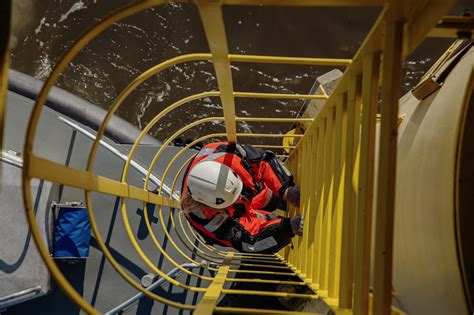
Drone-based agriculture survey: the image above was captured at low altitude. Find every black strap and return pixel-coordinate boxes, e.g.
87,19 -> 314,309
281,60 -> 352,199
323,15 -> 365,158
241,144 -> 264,162
187,212 -> 229,247
214,143 -> 255,175
262,150 -> 294,197
214,143 -> 262,196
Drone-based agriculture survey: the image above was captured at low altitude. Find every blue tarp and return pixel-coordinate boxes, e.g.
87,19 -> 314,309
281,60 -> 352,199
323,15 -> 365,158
54,206 -> 91,258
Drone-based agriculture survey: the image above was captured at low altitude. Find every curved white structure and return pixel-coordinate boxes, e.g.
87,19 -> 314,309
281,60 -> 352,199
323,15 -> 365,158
393,45 -> 473,314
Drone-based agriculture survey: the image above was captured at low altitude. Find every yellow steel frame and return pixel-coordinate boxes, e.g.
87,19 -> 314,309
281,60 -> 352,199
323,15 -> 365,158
2,0 -> 456,314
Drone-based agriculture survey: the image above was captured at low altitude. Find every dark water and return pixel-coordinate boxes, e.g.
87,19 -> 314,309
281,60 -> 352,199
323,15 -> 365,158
10,1 -> 472,147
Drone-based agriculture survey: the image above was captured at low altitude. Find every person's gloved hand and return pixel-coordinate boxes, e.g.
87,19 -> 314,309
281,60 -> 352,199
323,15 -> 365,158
290,214 -> 304,236
284,186 -> 300,207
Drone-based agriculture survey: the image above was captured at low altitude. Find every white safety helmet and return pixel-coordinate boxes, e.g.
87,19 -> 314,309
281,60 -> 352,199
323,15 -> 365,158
187,160 -> 243,209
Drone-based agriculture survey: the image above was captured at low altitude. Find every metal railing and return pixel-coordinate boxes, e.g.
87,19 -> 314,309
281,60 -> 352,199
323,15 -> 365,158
106,263 -> 201,315
0,286 -> 42,310
0,0 -> 459,314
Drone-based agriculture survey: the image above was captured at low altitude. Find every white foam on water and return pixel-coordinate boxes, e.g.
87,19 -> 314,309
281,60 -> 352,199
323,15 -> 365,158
203,103 -> 222,109
110,62 -> 139,75
137,91 -> 166,129
35,17 -> 47,34
174,65 -> 191,80
238,121 -> 253,133
35,51 -> 52,79
59,1 -> 87,23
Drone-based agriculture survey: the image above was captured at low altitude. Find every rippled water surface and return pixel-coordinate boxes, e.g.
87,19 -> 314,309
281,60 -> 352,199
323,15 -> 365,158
10,1 -> 471,146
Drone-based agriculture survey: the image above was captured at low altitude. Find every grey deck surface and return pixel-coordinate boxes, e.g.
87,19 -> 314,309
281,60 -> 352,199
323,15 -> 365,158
1,91 -> 217,314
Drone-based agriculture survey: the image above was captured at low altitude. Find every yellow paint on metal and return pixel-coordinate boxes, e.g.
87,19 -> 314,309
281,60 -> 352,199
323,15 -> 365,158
338,75 -> 362,308
226,278 -> 307,286
402,1 -> 458,58
372,19 -> 404,315
214,307 -> 323,315
300,138 -> 311,276
228,263 -> 292,269
227,269 -> 295,276
193,253 -> 234,315
225,0 -> 385,5
328,92 -> 347,300
28,155 -> 180,208
353,52 -> 380,314
296,142 -> 305,271
237,117 -> 314,123
196,1 -> 237,142
306,129 -> 318,279
282,129 -> 302,154
234,91 -> 329,100
305,127 -> 319,283
319,105 -> 335,294
229,54 -> 352,65
254,144 -> 296,149
222,288 -> 318,299
313,113 -> 327,287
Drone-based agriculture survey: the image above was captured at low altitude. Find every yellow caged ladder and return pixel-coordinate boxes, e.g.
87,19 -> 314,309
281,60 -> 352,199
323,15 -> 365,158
0,0 -> 467,314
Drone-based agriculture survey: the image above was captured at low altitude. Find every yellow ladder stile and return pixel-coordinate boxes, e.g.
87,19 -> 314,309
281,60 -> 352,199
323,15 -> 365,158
353,52 -> 381,315
372,18 -> 405,315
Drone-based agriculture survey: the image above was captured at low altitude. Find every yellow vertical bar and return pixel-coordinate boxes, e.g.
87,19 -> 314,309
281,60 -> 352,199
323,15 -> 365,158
0,0 -> 11,157
306,128 -> 318,283
196,1 -> 237,142
301,134 -> 313,277
373,19 -> 404,315
328,92 -> 347,300
313,113 -> 327,288
291,152 -> 298,265
286,154 -> 295,264
294,145 -> 304,272
292,148 -> 300,270
319,105 -> 335,296
339,75 -> 362,308
297,145 -> 303,187
283,155 -> 294,261
353,52 -> 381,315
297,141 -> 306,274
194,253 -> 234,314
289,155 -> 298,263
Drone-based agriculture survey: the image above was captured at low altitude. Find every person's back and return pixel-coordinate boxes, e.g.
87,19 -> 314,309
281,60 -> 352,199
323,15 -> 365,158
181,141 -> 303,253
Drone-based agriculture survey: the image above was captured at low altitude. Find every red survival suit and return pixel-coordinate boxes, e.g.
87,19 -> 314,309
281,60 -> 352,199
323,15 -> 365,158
181,142 -> 296,253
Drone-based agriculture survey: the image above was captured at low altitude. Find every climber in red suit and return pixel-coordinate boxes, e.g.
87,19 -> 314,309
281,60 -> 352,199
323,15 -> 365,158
181,141 -> 303,254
